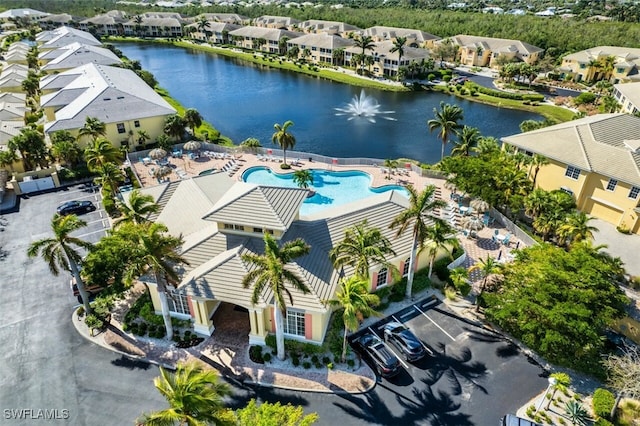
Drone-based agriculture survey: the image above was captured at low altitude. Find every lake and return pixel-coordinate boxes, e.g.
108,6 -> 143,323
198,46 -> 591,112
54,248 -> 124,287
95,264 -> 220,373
115,42 -> 542,164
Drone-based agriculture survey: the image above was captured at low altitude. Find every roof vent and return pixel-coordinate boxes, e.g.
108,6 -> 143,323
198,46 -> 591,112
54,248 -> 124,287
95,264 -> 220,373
623,139 -> 640,153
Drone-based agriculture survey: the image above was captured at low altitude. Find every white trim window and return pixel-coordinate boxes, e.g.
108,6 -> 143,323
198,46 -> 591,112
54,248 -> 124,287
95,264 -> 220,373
168,289 -> 190,315
606,178 -> 618,192
402,257 -> 411,277
629,186 -> 640,200
284,310 -> 305,337
565,166 -> 581,180
377,267 -> 388,287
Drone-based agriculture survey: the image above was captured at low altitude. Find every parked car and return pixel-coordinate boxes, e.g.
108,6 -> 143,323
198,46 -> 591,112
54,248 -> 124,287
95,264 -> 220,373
356,333 -> 402,378
604,329 -> 634,353
383,321 -> 427,362
501,414 -> 541,426
57,200 -> 96,215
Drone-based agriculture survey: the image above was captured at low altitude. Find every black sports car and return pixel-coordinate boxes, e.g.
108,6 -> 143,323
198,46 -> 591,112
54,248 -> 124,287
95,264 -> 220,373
383,321 -> 426,362
57,200 -> 96,215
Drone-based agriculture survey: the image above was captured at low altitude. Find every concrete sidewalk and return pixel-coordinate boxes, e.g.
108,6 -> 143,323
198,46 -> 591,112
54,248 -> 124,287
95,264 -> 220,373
72,307 -> 376,394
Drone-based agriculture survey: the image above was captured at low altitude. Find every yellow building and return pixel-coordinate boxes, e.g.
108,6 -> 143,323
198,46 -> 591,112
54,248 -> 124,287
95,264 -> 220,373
41,63 -> 176,149
138,173 -> 435,345
502,114 -> 640,234
439,35 -> 543,68
559,46 -> 640,84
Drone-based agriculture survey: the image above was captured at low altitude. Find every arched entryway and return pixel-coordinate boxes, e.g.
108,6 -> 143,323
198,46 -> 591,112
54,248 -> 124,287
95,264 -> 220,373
210,302 -> 250,348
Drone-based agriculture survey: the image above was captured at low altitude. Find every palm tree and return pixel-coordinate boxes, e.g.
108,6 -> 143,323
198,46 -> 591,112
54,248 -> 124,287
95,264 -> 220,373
124,222 -> 189,340
0,149 -> 18,172
114,189 -> 159,227
138,361 -> 232,426
451,126 -> 480,157
183,108 -> 203,138
428,102 -> 464,161
468,256 -> 502,312
137,130 -> 150,146
546,372 -> 571,409
133,15 -> 144,37
93,163 -> 124,198
332,47 -> 345,66
383,159 -> 398,178
529,154 -> 548,187
449,267 -> 471,296
241,233 -> 311,360
390,184 -> 446,298
423,219 -> 459,278
51,131 -> 82,166
324,276 -> 381,362
196,16 -> 211,37
271,120 -> 296,166
164,115 -> 186,142
77,116 -> 106,143
84,138 -> 121,172
557,212 -> 598,246
330,220 -> 396,280
27,215 -> 94,314
292,169 -> 313,191
354,35 -> 375,75
390,36 -> 407,79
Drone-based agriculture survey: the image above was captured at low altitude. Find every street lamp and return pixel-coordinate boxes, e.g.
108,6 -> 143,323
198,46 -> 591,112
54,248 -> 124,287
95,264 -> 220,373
534,376 -> 557,415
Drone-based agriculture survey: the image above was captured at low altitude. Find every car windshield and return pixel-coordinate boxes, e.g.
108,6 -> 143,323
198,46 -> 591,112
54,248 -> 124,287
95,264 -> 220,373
399,330 -> 422,349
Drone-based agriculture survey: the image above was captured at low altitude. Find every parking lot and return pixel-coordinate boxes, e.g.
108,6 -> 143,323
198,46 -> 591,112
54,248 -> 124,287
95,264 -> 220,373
347,296 -> 549,425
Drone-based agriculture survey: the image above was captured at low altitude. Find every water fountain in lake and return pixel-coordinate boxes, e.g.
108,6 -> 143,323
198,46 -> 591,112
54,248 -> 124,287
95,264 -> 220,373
334,89 -> 396,123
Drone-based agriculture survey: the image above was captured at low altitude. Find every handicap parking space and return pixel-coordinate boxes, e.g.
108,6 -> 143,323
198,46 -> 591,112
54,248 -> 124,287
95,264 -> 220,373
348,296 -> 548,425
52,184 -> 110,245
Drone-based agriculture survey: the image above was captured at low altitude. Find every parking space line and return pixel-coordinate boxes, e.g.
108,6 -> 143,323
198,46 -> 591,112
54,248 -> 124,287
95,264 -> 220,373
414,304 -> 456,341
391,314 -> 434,356
368,326 -> 410,370
75,229 -> 108,239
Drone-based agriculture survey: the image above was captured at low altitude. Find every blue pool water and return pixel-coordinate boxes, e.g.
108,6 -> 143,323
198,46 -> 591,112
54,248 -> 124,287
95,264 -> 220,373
242,167 -> 408,216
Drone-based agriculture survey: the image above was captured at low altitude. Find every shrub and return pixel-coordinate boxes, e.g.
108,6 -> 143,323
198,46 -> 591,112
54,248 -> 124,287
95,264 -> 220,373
303,361 -> 311,369
443,75 -> 452,82
292,355 -> 300,367
575,92 -> 597,105
262,352 -> 272,362
327,362 -> 334,370
314,362 -> 322,369
445,287 -> 457,300
322,356 -> 331,364
280,163 -> 291,170
594,419 -> 613,426
347,359 -> 355,368
592,388 -> 615,420
526,405 -> 535,418
558,418 -> 566,425
85,314 -> 104,331
311,355 -> 319,363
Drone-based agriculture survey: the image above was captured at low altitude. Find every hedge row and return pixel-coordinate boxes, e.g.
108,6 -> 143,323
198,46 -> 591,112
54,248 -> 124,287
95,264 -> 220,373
467,83 -> 545,102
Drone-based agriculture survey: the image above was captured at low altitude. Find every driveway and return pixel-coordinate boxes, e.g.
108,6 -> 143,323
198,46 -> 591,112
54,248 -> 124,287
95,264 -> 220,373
346,297 -> 548,425
592,218 -> 640,277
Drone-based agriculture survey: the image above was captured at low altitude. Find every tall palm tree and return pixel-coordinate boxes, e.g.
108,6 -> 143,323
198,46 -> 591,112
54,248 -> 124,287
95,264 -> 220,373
164,115 -> 186,142
114,189 -> 159,227
468,256 -> 502,312
390,36 -> 407,79
138,361 -> 232,426
271,120 -> 296,166
124,222 -> 189,340
330,220 -> 396,280
84,138 -> 121,172
332,47 -> 345,66
423,219 -> 459,278
451,126 -> 480,157
241,233 -> 311,360
556,212 -> 598,246
77,116 -> 107,143
183,108 -> 203,138
428,102 -> 464,161
390,184 -> 446,298
324,276 -> 381,362
529,154 -> 548,188
292,169 -> 313,190
354,35 -> 375,75
93,162 -> 124,198
27,215 -> 94,314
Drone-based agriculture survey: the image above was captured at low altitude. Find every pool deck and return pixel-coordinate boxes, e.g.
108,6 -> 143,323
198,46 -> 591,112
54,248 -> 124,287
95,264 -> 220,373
129,150 -> 524,291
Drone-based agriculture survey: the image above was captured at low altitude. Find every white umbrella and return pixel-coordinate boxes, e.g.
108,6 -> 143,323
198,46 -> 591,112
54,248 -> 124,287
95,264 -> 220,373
461,215 -> 484,231
470,198 -> 490,214
149,148 -> 167,160
152,165 -> 172,179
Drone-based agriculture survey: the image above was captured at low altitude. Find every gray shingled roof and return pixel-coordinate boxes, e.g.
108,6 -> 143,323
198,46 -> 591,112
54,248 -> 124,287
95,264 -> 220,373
41,43 -> 121,72
502,113 -> 640,186
449,34 -> 543,55
287,33 -> 355,50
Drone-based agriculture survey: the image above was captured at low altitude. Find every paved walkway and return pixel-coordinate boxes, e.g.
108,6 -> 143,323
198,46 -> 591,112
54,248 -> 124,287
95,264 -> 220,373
592,218 -> 640,277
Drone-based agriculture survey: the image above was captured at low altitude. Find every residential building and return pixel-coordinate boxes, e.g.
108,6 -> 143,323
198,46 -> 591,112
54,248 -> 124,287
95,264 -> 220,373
0,8 -> 48,23
192,13 -> 249,25
295,20 -> 361,37
185,21 -> 241,44
362,26 -> 440,49
41,63 -> 176,149
228,27 -> 301,54
439,35 -> 543,68
36,26 -> 101,50
123,12 -> 187,37
38,42 -> 122,73
0,120 -> 24,145
138,173 -> 429,343
37,13 -> 79,30
0,63 -> 28,93
286,33 -> 355,65
3,44 -> 29,65
559,46 -> 640,83
252,15 -> 300,29
502,114 -> 640,234
0,102 -> 27,121
613,82 -> 640,114
79,10 -> 128,36
345,41 -> 433,78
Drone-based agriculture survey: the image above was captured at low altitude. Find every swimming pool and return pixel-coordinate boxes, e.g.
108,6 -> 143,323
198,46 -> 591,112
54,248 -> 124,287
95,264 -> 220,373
242,167 -> 408,216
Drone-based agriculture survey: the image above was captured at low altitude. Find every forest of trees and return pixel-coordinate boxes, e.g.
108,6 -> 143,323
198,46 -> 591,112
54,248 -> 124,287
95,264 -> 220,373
3,0 -> 640,59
